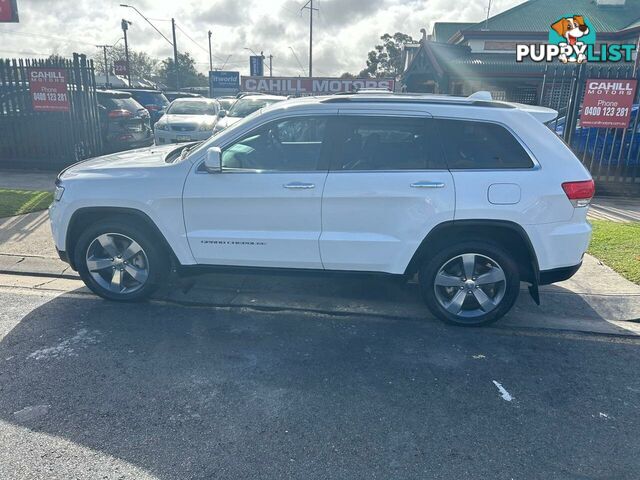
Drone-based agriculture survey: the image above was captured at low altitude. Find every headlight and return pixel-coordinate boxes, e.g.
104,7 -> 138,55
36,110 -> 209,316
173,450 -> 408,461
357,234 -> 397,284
155,123 -> 169,131
198,123 -> 215,132
54,185 -> 65,201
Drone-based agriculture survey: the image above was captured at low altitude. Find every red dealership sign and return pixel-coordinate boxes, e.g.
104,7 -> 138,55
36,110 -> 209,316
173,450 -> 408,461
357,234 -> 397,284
241,76 -> 395,95
581,78 -> 637,129
0,0 -> 19,22
27,68 -> 70,112
114,60 -> 128,76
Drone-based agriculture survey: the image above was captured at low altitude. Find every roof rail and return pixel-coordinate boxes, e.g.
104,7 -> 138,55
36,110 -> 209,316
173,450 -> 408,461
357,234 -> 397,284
467,91 -> 493,101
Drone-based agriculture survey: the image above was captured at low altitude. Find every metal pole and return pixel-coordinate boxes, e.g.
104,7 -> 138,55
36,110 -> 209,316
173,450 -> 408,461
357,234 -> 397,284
269,54 -> 273,77
103,46 -> 109,86
121,19 -> 132,87
301,0 -> 318,78
208,30 -> 213,72
172,18 -> 179,89
309,0 -> 313,77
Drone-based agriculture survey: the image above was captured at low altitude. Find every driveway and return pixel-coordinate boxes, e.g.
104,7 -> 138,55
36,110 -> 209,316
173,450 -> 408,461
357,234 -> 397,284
0,286 -> 639,479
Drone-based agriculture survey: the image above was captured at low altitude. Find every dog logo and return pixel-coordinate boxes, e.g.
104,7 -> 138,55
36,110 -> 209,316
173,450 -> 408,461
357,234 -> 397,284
550,15 -> 591,63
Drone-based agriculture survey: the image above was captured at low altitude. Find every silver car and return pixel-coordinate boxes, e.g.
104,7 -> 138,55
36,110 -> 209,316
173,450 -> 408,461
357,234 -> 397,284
154,98 -> 220,144
212,94 -> 285,134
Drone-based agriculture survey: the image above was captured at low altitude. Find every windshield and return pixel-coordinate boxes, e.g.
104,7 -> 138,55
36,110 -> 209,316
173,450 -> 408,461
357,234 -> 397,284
227,97 -> 283,118
131,91 -> 170,107
167,100 -> 218,115
184,107 -> 266,160
218,98 -> 236,111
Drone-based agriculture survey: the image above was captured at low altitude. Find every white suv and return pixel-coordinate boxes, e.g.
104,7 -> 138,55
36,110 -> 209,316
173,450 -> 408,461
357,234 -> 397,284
49,92 -> 594,326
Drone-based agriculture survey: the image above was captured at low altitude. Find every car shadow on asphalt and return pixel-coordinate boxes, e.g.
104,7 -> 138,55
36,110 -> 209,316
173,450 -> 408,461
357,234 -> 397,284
0,289 -> 639,479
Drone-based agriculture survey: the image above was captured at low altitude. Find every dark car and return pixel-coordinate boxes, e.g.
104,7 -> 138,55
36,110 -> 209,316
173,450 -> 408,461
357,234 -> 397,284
116,89 -> 170,125
164,91 -> 203,102
553,104 -> 640,166
96,90 -> 154,153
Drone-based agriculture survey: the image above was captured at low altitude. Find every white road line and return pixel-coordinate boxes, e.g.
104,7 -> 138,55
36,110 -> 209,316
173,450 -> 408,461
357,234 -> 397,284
492,380 -> 513,402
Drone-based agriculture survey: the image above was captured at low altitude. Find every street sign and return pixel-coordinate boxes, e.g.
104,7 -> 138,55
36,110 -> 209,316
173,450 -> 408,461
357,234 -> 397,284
0,0 -> 18,22
249,56 -> 264,77
240,77 -> 396,95
209,71 -> 240,97
114,60 -> 128,76
27,68 -> 70,112
581,78 -> 637,129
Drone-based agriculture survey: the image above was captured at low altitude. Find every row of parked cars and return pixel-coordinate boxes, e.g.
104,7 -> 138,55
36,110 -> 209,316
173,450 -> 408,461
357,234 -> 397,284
96,88 -> 286,153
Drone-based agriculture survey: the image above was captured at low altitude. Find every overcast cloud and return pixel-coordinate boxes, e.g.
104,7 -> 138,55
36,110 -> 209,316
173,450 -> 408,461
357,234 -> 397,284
0,0 -> 524,77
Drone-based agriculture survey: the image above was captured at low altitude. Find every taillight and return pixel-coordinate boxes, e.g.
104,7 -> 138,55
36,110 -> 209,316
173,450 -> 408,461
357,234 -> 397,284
562,179 -> 595,207
108,109 -> 132,119
145,104 -> 161,111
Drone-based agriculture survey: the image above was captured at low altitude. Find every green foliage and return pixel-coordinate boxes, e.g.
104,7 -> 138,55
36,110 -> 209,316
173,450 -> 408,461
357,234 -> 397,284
157,52 -> 207,89
0,190 -> 53,218
359,32 -> 414,78
588,219 -> 640,284
92,46 -> 160,79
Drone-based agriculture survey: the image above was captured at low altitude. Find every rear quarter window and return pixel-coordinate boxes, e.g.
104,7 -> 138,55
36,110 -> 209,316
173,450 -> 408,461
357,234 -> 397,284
436,119 -> 534,169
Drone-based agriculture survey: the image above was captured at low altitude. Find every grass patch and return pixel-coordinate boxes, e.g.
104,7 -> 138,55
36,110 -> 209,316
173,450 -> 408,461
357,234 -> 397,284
0,189 -> 53,218
588,219 -> 640,285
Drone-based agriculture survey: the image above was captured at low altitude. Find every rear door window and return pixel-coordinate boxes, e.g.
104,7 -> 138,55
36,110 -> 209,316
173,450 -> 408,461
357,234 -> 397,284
330,116 -> 445,171
436,119 -> 534,169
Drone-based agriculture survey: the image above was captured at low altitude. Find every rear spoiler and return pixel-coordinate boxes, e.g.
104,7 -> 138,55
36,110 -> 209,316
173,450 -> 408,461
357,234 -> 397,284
504,102 -> 558,123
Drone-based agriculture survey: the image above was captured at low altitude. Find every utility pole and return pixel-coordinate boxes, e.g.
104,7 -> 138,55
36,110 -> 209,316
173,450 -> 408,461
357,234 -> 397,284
208,30 -> 213,72
268,54 -> 273,77
301,0 -> 318,77
171,18 -> 179,89
121,19 -> 132,87
96,44 -> 110,86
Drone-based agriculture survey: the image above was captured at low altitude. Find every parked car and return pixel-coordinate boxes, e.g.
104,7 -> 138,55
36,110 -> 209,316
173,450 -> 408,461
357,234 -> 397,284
212,94 -> 285,134
50,91 -> 594,326
216,96 -> 236,112
164,91 -> 203,102
154,98 -> 220,145
553,105 -> 640,165
96,90 -> 153,153
116,89 -> 169,125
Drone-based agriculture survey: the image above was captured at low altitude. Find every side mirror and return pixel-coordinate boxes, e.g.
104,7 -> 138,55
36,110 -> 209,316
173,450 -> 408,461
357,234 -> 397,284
203,147 -> 222,173
218,110 -> 227,118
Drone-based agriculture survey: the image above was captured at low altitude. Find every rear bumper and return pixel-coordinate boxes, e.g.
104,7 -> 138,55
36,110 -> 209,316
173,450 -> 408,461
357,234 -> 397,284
539,261 -> 582,285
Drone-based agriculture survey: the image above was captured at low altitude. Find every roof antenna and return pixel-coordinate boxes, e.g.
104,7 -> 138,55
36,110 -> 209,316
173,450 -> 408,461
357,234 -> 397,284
484,0 -> 492,30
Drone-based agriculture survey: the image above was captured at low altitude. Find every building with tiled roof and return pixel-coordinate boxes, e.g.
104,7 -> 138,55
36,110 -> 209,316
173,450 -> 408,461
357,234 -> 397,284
401,0 -> 640,103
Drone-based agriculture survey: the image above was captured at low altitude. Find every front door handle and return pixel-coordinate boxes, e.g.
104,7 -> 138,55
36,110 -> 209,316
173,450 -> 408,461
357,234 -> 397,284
410,181 -> 445,189
283,182 -> 315,189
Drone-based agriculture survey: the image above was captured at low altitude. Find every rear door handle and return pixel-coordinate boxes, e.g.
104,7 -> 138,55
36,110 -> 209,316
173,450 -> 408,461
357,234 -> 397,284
283,182 -> 315,189
410,181 -> 445,189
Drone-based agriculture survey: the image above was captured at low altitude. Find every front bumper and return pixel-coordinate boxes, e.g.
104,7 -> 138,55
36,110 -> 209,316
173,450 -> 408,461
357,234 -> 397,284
154,129 -> 213,145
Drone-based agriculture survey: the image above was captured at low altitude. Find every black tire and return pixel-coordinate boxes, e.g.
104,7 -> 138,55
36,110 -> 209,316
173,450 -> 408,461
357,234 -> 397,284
74,218 -> 169,301
419,241 -> 520,326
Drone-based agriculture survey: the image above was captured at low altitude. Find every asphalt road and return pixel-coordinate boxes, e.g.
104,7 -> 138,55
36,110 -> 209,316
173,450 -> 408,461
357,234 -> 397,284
0,285 -> 639,479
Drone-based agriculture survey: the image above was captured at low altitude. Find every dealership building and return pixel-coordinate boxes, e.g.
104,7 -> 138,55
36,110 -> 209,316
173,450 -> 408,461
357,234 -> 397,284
401,0 -> 640,104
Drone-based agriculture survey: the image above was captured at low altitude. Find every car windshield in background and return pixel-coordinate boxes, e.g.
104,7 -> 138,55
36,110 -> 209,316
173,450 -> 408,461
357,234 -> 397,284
227,98 -> 283,118
109,97 -> 145,112
132,91 -> 169,107
167,101 -> 217,115
218,98 -> 235,111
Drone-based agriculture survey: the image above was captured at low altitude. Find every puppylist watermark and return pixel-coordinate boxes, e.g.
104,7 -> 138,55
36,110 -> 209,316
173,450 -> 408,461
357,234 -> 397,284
516,15 -> 636,63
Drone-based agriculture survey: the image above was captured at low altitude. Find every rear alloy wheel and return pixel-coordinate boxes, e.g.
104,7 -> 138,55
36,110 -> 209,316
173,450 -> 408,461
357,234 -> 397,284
419,242 -> 520,326
75,220 -> 168,301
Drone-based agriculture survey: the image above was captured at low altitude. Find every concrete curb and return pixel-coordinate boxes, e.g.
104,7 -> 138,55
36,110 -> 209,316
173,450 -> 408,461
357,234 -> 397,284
0,253 -> 638,337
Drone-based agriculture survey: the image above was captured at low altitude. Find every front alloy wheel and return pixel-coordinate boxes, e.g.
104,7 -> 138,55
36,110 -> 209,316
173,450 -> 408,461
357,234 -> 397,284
85,233 -> 149,294
75,219 -> 168,301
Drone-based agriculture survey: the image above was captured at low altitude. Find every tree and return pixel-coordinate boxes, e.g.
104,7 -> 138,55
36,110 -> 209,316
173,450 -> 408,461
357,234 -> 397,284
360,32 -> 414,78
157,52 -> 207,89
92,46 -> 160,79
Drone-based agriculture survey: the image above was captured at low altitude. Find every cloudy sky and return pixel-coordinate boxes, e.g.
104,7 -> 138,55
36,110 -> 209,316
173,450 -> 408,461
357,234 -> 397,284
0,0 -> 524,77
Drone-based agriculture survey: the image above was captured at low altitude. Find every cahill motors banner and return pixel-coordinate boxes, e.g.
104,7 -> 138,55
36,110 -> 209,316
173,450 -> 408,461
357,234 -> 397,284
241,76 -> 395,95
